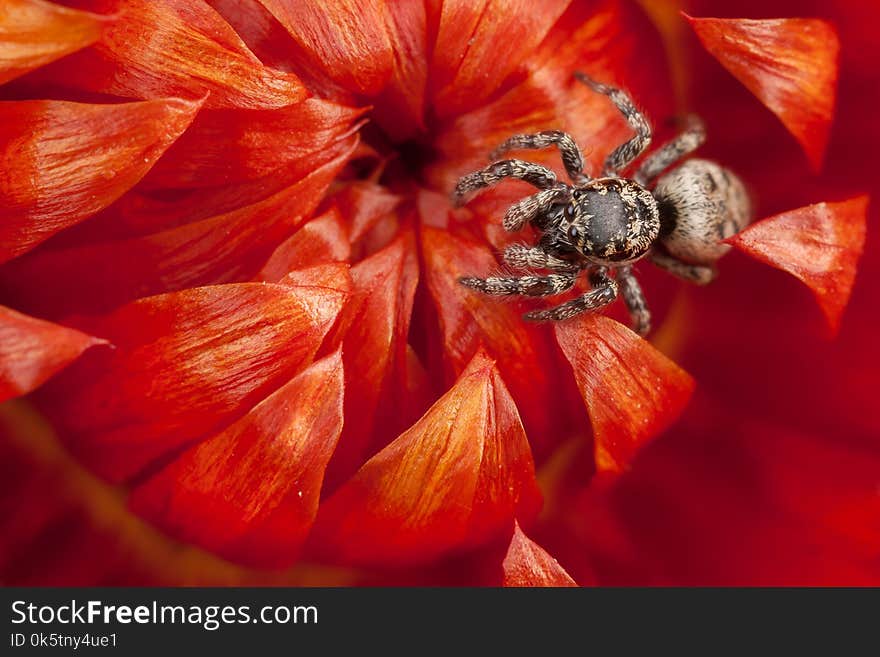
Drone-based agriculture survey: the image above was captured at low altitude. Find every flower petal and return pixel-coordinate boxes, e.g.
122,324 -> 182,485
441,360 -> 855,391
1,143 -> 354,318
555,315 -> 695,474
724,195 -> 869,335
429,0 -> 572,119
308,350 -> 542,566
129,350 -> 344,568
420,224 -> 575,459
258,209 -> 351,282
321,230 -> 419,492
0,0 -> 109,85
502,522 -> 577,587
0,306 -> 105,403
36,0 -> 306,109
333,181 -> 403,247
687,15 -> 839,171
256,0 -> 392,96
0,97 -> 201,263
38,281 -> 347,483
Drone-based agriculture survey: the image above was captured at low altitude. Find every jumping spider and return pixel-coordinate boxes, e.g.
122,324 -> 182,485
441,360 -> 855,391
452,72 -> 752,336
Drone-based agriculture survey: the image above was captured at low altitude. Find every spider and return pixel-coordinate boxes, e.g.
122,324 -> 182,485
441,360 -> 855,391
451,72 -> 752,336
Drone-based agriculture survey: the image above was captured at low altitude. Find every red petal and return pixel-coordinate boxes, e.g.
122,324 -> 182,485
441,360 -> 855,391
2,143 -> 354,318
0,0 -> 109,85
321,231 -> 419,492
142,99 -> 363,189
258,209 -> 351,282
307,350 -> 542,566
0,306 -> 105,403
129,350 -> 344,568
0,97 -> 201,263
256,0 -> 392,96
39,281 -> 347,483
502,522 -> 577,587
332,181 -> 403,246
687,15 -> 839,171
420,225 -> 572,459
37,0 -> 306,109
555,315 -> 695,474
429,0 -> 571,119
724,196 -> 869,335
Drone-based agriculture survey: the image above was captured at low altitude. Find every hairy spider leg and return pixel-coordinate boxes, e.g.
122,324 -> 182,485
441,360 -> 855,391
524,270 -> 619,321
617,266 -> 651,335
636,115 -> 706,185
459,272 -> 578,297
650,251 -> 717,285
490,130 -> 590,185
502,186 -> 571,231
502,244 -> 578,271
452,159 -> 557,206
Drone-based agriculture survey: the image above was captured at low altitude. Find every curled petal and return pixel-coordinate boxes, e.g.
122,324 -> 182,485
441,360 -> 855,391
555,315 -> 695,474
503,522 -> 577,587
430,0 -> 571,119
0,0 -> 109,85
308,350 -> 542,566
39,282 -> 347,483
129,350 -> 344,568
725,196 -> 869,335
257,0 -> 392,96
258,210 -> 351,282
40,0 -> 306,109
0,97 -> 201,264
2,143 -> 355,318
333,181 -> 402,245
0,306 -> 105,403
687,15 -> 839,171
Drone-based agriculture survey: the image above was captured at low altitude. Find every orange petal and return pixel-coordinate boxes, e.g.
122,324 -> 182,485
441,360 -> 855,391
430,0 -> 571,119
0,0 -> 109,85
333,181 -> 403,246
2,143 -> 354,319
0,97 -> 201,264
258,209 -> 351,282
256,0 -> 392,96
420,225 -> 570,459
555,315 -> 695,474
0,306 -> 105,403
321,231 -> 419,492
725,196 -> 869,336
39,281 -> 347,483
308,350 -> 542,566
687,15 -> 839,171
38,0 -> 306,109
502,522 -> 577,587
129,350 -> 344,568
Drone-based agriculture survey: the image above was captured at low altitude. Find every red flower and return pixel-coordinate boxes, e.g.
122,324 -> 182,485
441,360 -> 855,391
0,0 -> 877,586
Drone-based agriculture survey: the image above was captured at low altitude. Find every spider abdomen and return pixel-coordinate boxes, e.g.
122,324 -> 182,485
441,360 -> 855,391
653,158 -> 751,265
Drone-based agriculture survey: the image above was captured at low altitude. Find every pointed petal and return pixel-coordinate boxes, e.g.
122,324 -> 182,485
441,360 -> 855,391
0,0 -> 109,85
321,231 -> 419,491
256,0 -> 392,96
555,315 -> 695,474
725,196 -> 869,335
0,306 -> 105,403
129,350 -> 344,568
258,210 -> 351,282
39,281 -> 347,483
430,0 -> 571,119
420,225 -> 570,458
333,181 -> 402,245
38,0 -> 306,109
308,350 -> 542,566
2,143 -> 354,319
142,99 -> 364,189
503,522 -> 577,587
0,97 -> 201,263
687,16 -> 839,171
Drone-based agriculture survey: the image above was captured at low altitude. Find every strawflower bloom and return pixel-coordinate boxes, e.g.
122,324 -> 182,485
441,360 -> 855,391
0,0 -> 877,585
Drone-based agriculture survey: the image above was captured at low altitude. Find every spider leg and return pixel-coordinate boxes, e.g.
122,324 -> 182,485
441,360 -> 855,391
524,270 -> 618,321
617,266 -> 651,336
502,244 -> 578,271
459,272 -> 577,297
575,72 -> 652,176
635,115 -> 706,185
502,186 -> 571,231
651,251 -> 717,285
452,159 -> 557,206
490,130 -> 590,184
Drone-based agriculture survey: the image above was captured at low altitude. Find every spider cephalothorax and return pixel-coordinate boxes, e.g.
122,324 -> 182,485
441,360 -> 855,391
452,72 -> 752,335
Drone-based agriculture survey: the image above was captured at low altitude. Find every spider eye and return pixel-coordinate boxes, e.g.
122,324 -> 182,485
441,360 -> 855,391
567,225 -> 580,241
564,204 -> 576,219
